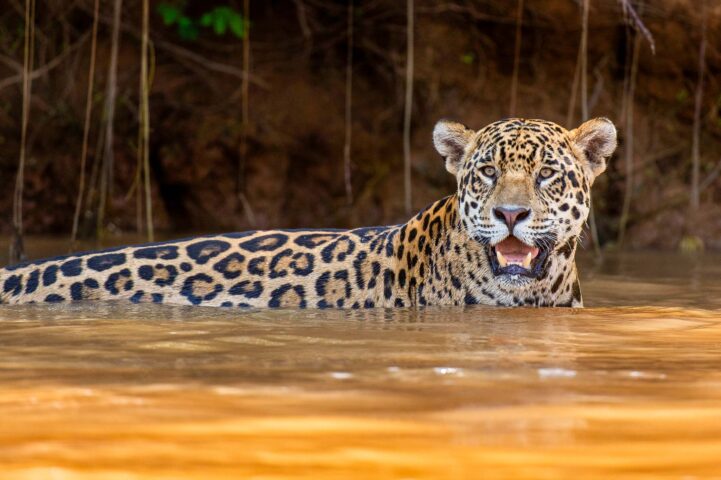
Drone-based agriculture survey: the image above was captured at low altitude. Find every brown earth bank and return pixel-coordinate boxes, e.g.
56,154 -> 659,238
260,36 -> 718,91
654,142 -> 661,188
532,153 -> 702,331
1,0 -> 720,251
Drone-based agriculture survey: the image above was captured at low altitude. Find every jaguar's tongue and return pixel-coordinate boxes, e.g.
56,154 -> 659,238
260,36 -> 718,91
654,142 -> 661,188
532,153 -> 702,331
495,236 -> 540,268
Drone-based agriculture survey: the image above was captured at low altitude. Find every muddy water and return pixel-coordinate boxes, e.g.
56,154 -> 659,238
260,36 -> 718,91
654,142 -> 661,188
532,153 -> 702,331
1,242 -> 721,479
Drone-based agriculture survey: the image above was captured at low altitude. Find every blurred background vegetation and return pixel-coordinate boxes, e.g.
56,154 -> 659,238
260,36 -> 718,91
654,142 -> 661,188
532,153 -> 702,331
1,0 -> 720,260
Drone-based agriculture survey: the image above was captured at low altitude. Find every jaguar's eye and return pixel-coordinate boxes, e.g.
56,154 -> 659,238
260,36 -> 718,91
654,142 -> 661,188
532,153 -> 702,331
539,167 -> 555,180
481,166 -> 496,178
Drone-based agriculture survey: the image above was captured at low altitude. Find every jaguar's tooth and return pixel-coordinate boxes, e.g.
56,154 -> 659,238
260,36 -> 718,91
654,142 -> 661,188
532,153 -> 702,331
496,250 -> 507,268
522,251 -> 533,269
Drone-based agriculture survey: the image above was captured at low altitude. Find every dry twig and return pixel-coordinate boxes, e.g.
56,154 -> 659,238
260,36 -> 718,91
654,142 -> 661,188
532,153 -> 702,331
403,0 -> 414,216
343,0 -> 354,206
566,44 -> 582,127
140,0 -> 154,241
617,0 -> 656,54
97,0 -> 123,237
0,32 -> 88,93
690,2 -> 707,211
10,0 -> 36,264
618,1 -> 644,246
71,0 -> 100,245
237,0 -> 257,227
509,0 -> 524,116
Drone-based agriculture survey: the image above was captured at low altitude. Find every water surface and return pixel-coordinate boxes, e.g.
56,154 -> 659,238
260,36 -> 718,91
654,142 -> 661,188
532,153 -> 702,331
1,244 -> 720,479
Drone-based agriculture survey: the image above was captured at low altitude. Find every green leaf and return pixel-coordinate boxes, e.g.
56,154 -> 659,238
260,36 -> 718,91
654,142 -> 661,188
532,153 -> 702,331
460,52 -> 475,65
212,7 -> 232,35
228,12 -> 245,38
161,4 -> 247,41
177,16 -> 198,41
157,3 -> 182,26
215,6 -> 234,19
198,6 -> 245,38
676,89 -> 689,103
199,12 -> 213,27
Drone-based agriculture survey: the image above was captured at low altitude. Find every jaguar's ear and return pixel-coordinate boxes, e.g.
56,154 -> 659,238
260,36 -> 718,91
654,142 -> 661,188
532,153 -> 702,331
433,119 -> 474,176
569,117 -> 617,183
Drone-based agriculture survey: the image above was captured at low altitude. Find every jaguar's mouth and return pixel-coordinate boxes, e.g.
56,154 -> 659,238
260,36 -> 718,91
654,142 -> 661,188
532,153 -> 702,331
487,235 -> 549,278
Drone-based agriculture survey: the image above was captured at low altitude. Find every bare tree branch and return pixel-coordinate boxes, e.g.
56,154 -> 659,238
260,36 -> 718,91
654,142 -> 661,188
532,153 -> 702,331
509,0 -> 524,116
690,2 -> 707,211
618,0 -> 656,54
343,0 -> 354,206
10,0 -> 36,264
403,0 -> 414,216
618,3 -> 644,246
238,0 -> 257,226
96,0 -> 123,237
0,31 -> 88,93
140,0 -> 154,241
71,0 -> 99,245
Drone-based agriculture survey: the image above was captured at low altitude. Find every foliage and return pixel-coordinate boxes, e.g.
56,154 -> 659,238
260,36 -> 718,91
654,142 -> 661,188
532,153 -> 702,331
157,3 -> 247,41
675,89 -> 689,104
460,52 -> 475,65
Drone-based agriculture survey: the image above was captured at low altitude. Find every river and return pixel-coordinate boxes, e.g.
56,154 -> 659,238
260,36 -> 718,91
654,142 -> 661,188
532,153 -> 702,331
1,238 -> 720,478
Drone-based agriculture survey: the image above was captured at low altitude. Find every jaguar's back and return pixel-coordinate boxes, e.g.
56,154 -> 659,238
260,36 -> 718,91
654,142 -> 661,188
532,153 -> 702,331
0,226 -> 412,308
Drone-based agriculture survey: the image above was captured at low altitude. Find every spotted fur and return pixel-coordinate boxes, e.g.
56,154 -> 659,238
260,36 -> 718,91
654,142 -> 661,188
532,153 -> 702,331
0,117 -> 616,308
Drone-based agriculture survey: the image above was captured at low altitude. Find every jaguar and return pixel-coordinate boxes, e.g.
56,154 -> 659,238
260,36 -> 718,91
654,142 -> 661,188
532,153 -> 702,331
0,117 -> 616,308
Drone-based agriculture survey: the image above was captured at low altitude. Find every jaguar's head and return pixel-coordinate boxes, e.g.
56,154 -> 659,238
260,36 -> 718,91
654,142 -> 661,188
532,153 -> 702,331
433,117 -> 616,292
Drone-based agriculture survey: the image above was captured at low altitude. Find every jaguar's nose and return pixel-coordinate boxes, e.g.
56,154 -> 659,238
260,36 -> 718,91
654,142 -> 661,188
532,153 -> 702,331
493,206 -> 531,233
